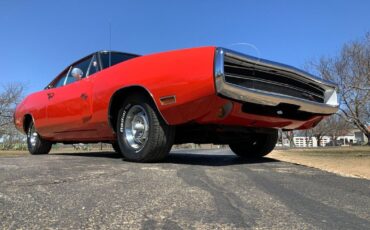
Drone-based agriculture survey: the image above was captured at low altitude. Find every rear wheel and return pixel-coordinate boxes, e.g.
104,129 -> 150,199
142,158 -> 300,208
112,142 -> 121,154
229,130 -> 278,158
116,94 -> 175,162
27,121 -> 52,155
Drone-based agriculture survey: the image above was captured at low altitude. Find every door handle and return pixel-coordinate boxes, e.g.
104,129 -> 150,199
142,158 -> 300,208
80,93 -> 88,100
47,92 -> 54,99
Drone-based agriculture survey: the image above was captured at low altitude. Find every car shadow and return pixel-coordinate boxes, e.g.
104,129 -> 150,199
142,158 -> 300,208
164,152 -> 279,166
53,151 -> 122,159
54,151 -> 280,166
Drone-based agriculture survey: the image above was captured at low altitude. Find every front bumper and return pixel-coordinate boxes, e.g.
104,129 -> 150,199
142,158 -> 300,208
214,48 -> 339,115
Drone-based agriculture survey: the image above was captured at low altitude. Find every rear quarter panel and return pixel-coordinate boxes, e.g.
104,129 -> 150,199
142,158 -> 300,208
14,91 -> 49,135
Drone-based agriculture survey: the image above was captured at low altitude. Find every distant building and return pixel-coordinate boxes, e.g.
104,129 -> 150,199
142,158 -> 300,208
281,128 -> 368,147
353,128 -> 369,145
293,136 -> 316,147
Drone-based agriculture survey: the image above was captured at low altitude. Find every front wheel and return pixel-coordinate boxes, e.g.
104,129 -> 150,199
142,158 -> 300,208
116,94 -> 175,162
229,130 -> 278,158
27,121 -> 52,155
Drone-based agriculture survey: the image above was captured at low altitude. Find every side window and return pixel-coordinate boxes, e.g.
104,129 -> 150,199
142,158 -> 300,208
100,52 -> 137,69
64,56 -> 92,85
86,55 -> 99,77
54,76 -> 66,88
50,67 -> 70,88
64,73 -> 77,85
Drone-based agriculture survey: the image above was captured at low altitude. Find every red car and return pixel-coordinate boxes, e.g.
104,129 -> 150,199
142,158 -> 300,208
14,47 -> 338,162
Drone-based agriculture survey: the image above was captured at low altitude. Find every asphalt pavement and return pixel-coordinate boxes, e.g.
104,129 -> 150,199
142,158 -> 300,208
0,149 -> 369,229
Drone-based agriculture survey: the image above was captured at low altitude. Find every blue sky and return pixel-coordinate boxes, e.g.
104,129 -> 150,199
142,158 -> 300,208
1,0 -> 369,94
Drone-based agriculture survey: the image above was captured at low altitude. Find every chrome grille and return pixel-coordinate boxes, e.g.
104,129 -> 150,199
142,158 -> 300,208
224,55 -> 325,103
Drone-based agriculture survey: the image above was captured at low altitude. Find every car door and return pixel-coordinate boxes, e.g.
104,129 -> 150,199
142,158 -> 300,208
45,55 -> 96,139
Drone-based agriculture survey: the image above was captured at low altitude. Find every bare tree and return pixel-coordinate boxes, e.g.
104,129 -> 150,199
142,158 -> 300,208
304,129 -> 314,147
0,83 -> 25,149
310,122 -> 326,147
310,115 -> 351,146
283,130 -> 295,147
310,33 -> 370,144
327,114 -> 353,146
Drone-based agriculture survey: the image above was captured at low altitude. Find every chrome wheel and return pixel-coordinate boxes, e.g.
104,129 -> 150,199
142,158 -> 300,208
123,105 -> 149,151
26,120 -> 52,155
28,125 -> 38,147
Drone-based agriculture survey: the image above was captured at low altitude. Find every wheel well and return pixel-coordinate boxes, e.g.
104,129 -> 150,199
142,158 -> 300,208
23,114 -> 33,133
108,86 -> 164,132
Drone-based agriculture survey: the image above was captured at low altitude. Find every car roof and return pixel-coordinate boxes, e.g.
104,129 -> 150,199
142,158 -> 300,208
97,50 -> 141,57
68,50 -> 141,69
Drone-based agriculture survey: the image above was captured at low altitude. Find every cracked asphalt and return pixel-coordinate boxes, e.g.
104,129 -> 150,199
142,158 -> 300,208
1,149 -> 369,229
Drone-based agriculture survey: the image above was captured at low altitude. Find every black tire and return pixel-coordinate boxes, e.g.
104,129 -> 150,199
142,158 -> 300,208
112,142 -> 121,154
27,121 -> 52,155
116,94 -> 175,162
229,130 -> 278,158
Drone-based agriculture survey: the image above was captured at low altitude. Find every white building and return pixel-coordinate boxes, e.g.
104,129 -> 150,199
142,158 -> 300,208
293,136 -> 316,147
286,131 -> 363,147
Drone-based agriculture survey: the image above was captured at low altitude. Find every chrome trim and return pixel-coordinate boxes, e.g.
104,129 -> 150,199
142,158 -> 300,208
223,63 -> 326,94
223,48 -> 337,88
224,73 -> 325,100
214,47 -> 339,115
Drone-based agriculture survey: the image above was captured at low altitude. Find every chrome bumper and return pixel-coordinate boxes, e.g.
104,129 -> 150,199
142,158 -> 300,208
214,48 -> 339,115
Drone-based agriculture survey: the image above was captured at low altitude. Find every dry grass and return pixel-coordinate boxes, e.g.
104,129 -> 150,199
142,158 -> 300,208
270,146 -> 370,179
276,146 -> 370,155
0,150 -> 29,157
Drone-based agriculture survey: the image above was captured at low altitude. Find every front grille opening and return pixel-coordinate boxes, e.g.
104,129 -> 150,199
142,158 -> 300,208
224,55 -> 325,103
241,102 -> 319,121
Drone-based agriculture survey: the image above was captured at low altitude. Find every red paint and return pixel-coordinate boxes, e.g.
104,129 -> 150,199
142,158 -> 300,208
14,46 -> 325,142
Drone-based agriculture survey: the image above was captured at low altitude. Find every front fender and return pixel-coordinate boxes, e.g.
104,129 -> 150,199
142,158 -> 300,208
94,46 -> 217,126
